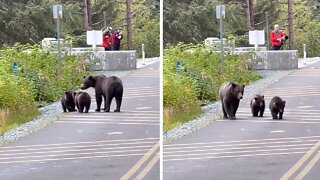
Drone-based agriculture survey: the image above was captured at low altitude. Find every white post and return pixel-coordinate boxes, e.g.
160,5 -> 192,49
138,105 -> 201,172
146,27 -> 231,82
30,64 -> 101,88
142,44 -> 145,65
254,30 -> 259,50
303,44 -> 307,64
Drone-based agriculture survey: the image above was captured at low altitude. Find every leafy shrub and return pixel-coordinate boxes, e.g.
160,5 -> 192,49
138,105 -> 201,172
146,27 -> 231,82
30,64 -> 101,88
0,43 -> 92,134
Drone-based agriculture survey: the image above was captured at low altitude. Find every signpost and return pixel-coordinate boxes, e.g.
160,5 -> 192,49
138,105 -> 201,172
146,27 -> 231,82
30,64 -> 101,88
176,61 -> 181,79
216,5 -> 225,65
13,62 -> 17,78
142,44 -> 145,65
53,5 -> 63,70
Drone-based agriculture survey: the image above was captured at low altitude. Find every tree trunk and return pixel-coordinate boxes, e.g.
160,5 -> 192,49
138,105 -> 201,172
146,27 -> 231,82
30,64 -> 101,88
246,0 -> 254,30
126,0 -> 132,50
288,0 -> 294,49
83,0 -> 92,31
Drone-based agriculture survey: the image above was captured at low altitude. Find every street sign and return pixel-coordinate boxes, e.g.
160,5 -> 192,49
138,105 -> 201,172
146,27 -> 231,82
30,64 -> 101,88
216,5 -> 225,19
249,30 -> 265,50
53,5 -> 63,19
86,30 -> 103,50
13,62 -> 17,77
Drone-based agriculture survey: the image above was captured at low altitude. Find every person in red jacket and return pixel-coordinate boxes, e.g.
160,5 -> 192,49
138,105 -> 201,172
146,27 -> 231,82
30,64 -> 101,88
102,27 -> 113,51
270,24 -> 287,50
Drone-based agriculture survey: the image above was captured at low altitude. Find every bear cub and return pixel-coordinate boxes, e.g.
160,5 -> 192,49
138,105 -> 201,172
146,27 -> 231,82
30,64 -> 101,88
61,91 -> 76,112
219,82 -> 245,120
250,95 -> 265,117
75,91 -> 91,113
269,96 -> 286,119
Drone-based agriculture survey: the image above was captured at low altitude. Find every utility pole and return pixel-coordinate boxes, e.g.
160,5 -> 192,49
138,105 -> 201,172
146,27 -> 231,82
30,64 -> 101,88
126,0 -> 133,50
265,12 -> 269,50
288,0 -> 294,49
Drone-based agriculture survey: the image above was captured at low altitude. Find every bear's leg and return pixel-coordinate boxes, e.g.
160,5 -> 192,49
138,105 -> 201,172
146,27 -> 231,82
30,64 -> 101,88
226,103 -> 235,120
104,95 -> 112,112
85,103 -> 90,113
114,94 -> 122,112
279,111 -> 283,119
252,110 -> 259,117
229,100 -> 240,120
252,107 -> 258,117
102,95 -> 106,110
79,104 -> 84,113
259,108 -> 264,117
62,103 -> 67,113
95,94 -> 102,112
221,101 -> 228,119
271,110 -> 278,119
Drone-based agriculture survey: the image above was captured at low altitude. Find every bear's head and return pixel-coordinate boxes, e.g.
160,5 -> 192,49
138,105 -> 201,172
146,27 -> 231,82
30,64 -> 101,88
275,100 -> 286,113
230,82 -> 245,100
253,95 -> 265,107
81,76 -> 96,89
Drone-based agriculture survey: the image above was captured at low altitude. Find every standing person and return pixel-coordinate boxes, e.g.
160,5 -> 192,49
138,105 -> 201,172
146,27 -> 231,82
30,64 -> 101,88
112,27 -> 123,51
270,24 -> 287,50
102,27 -> 113,51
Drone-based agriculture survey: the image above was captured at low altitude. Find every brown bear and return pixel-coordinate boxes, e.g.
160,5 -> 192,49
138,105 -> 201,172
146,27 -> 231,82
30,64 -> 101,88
81,75 -> 123,112
269,96 -> 286,119
75,91 -> 91,113
219,82 -> 245,120
61,91 -> 76,112
250,95 -> 265,117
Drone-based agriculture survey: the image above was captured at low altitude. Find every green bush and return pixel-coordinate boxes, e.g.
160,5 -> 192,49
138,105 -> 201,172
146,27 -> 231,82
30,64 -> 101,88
0,43 -> 92,134
163,43 -> 261,131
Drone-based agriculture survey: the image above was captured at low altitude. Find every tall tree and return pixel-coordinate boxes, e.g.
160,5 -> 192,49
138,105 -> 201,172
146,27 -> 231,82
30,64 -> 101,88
246,0 -> 254,30
126,0 -> 133,50
83,0 -> 92,30
288,0 -> 294,49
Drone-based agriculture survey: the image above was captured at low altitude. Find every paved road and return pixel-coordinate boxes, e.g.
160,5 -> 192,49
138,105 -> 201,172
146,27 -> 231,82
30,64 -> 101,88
0,62 -> 160,180
164,62 -> 320,180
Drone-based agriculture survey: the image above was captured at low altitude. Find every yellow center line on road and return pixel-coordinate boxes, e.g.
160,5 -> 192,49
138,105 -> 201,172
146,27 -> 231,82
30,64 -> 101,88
280,140 -> 320,180
134,153 -> 160,180
294,151 -> 320,180
120,141 -> 160,180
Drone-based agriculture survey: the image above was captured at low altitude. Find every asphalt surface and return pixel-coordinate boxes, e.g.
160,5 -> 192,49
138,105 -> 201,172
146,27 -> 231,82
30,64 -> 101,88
164,61 -> 320,180
0,61 -> 160,180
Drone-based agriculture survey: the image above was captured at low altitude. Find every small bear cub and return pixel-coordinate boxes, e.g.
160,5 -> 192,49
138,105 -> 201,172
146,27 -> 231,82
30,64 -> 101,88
250,95 -> 265,117
269,96 -> 286,119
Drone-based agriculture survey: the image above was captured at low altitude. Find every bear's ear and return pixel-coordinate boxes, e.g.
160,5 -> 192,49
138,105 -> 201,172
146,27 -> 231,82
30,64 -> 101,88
283,101 -> 286,105
242,84 -> 245,88
231,82 -> 236,87
88,76 -> 93,79
261,95 -> 264,99
83,76 -> 86,79
254,97 -> 258,101
65,91 -> 68,95
73,92 -> 77,97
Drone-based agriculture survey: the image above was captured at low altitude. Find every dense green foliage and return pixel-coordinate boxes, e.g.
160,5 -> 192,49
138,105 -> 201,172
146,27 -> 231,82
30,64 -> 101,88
163,43 -> 261,131
0,0 -> 159,57
0,44 -> 92,134
164,0 -> 320,56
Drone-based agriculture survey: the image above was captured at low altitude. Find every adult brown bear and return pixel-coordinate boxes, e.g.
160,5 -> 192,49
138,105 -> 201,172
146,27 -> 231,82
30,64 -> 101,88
219,82 -> 245,120
81,75 -> 123,112
75,91 -> 91,113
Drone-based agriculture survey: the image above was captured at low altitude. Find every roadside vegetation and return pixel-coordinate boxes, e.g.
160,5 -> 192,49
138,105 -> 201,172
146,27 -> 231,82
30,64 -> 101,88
163,43 -> 261,132
0,44 -> 92,134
